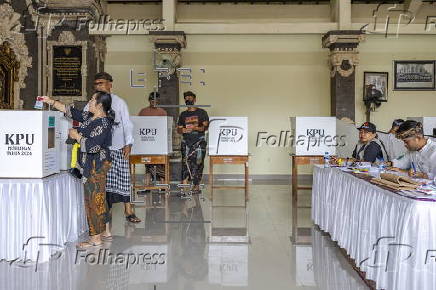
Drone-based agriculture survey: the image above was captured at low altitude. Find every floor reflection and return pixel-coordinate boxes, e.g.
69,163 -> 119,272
0,185 -> 370,290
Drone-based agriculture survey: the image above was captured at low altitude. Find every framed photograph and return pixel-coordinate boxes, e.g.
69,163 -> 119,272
394,60 -> 435,90
364,72 -> 388,102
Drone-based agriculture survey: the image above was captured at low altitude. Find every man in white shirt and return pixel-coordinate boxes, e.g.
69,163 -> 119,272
91,72 -> 140,228
386,119 -> 407,160
389,120 -> 436,179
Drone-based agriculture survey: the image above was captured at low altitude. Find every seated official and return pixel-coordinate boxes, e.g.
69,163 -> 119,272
389,120 -> 436,179
385,119 -> 407,160
352,122 -> 389,163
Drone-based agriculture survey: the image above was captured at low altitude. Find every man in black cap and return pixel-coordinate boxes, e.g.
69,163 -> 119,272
385,119 -> 407,160
352,122 -> 389,163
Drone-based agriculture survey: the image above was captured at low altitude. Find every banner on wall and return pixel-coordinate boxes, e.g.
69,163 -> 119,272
208,117 -> 248,156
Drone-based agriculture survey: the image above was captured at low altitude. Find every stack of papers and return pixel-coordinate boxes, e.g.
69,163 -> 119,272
370,173 -> 422,191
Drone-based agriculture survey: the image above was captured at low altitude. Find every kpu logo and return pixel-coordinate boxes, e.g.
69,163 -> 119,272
139,128 -> 157,136
306,129 -> 325,138
5,134 -> 35,145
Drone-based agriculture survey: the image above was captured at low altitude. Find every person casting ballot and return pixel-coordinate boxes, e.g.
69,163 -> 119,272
388,120 -> 436,179
41,92 -> 115,248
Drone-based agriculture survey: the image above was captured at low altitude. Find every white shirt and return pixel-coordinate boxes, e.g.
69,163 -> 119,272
378,133 -> 407,160
392,138 -> 436,179
84,93 -> 134,150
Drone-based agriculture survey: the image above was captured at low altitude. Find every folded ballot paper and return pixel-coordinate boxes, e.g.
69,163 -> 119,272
370,173 -> 422,191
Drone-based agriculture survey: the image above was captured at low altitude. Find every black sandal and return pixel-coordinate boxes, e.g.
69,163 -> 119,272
126,214 -> 141,223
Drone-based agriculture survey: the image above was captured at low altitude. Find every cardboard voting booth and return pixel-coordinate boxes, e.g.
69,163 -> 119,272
290,117 -> 338,156
131,116 -> 173,155
208,117 -> 248,156
0,110 -> 60,178
407,117 -> 436,137
57,112 -> 72,171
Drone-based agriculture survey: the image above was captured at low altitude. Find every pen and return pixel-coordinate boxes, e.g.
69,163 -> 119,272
411,162 -> 417,174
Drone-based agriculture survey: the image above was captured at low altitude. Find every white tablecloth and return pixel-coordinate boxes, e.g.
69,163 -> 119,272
312,166 -> 436,290
0,172 -> 87,263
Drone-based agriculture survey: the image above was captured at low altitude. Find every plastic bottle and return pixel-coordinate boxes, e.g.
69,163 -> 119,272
323,152 -> 330,168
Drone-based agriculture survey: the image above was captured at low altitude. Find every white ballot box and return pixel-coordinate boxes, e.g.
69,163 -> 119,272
131,116 -> 173,155
208,117 -> 248,156
407,117 -> 436,136
57,112 -> 72,171
290,117 -> 338,156
0,110 -> 60,178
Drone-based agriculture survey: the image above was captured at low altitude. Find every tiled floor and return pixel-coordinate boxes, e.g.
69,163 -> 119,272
0,184 -> 369,290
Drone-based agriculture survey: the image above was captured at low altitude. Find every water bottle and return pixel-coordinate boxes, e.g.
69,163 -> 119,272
377,162 -> 386,174
323,152 -> 330,168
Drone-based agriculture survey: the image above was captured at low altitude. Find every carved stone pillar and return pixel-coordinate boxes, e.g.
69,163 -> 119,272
322,31 -> 365,121
150,31 -> 186,180
0,2 -> 32,109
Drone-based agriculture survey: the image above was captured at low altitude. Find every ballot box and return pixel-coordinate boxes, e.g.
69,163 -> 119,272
290,117 -> 338,156
407,117 -> 436,137
131,116 -> 173,155
208,117 -> 248,156
57,112 -> 72,171
0,110 -> 60,178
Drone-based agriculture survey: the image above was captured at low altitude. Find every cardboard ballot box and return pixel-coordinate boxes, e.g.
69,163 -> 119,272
290,117 -> 340,156
407,117 -> 436,137
57,112 -> 72,171
131,116 -> 173,155
0,110 -> 60,178
208,117 -> 248,156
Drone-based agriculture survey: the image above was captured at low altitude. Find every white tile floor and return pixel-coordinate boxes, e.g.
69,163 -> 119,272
0,184 -> 369,290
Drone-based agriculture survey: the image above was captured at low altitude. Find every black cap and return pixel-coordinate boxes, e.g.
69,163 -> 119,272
183,91 -> 196,99
392,119 -> 404,127
357,122 -> 377,133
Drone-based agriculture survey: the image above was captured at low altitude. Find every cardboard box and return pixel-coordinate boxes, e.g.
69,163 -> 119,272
290,117 -> 338,156
208,117 -> 248,156
131,116 -> 173,155
0,110 -> 60,178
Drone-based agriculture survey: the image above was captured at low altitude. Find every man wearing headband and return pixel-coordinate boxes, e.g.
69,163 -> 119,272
389,120 -> 436,179
138,92 -> 167,189
352,122 -> 389,163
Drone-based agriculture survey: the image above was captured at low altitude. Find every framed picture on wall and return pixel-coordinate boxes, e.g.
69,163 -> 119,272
364,72 -> 388,102
394,60 -> 435,90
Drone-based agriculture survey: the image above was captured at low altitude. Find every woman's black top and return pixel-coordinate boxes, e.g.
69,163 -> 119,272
66,106 -> 112,182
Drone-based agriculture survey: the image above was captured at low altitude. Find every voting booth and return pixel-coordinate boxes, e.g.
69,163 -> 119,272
208,117 -> 250,243
290,117 -> 337,156
407,117 -> 436,137
0,110 -> 60,178
129,116 -> 173,198
131,116 -> 173,155
208,117 -> 248,156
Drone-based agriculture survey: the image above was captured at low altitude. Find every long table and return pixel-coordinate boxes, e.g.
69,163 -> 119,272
0,172 -> 87,263
312,166 -> 436,290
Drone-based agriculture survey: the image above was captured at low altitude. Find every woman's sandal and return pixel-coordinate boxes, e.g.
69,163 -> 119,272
76,241 -> 102,249
126,214 -> 141,223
